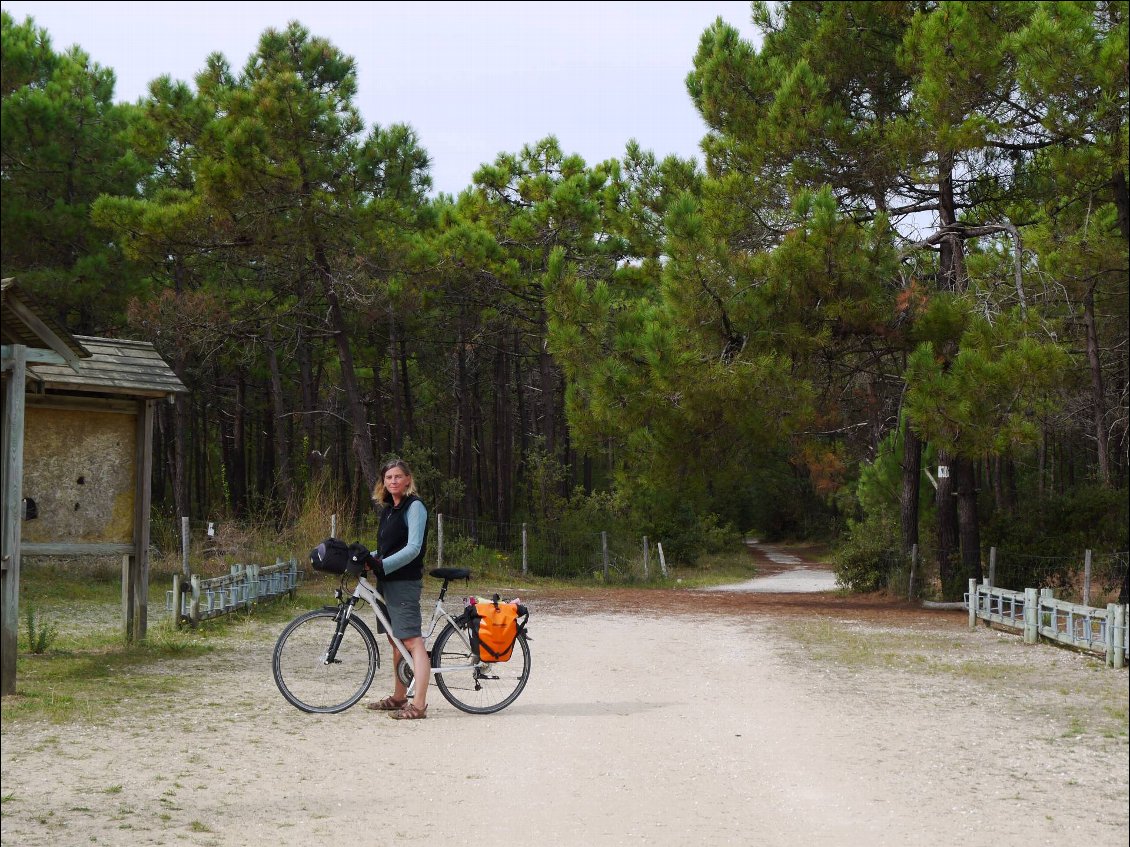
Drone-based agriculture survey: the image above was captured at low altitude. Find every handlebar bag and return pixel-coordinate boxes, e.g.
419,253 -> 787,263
310,538 -> 369,576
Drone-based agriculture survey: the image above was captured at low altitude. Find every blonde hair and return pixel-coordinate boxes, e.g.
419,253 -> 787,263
371,458 -> 418,506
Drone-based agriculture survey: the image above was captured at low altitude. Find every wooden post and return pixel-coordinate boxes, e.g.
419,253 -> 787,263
907,543 -> 918,601
1115,604 -> 1127,669
643,536 -> 649,580
131,399 -> 154,641
181,516 -> 190,579
437,513 -> 444,567
601,531 -> 609,580
1083,549 -> 1092,608
657,542 -> 668,578
968,578 -> 977,628
122,554 -> 135,641
988,547 -> 997,590
171,574 -> 181,627
331,513 -> 336,538
1,344 -> 27,696
521,523 -> 528,576
1023,587 -> 1039,644
190,575 -> 201,625
1106,604 -> 1118,668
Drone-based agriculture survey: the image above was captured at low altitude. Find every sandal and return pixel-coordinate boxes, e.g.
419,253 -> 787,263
365,695 -> 408,711
389,702 -> 427,720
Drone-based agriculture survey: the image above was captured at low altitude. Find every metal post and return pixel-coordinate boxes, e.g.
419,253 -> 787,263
181,516 -> 190,579
1083,550 -> 1092,608
968,578 -> 977,628
437,513 -> 444,568
601,531 -> 609,580
330,513 -> 336,538
1023,587 -> 1039,644
657,543 -> 668,578
988,547 -> 997,590
521,523 -> 528,576
643,536 -> 649,580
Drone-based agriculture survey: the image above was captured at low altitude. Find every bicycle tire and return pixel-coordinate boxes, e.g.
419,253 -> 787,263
273,609 -> 379,713
431,622 -> 530,714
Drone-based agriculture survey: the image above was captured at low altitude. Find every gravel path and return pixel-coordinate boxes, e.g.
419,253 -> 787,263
703,540 -> 838,592
2,587 -> 1127,847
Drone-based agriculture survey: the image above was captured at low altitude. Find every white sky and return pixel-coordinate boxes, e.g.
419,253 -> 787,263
1,1 -> 762,197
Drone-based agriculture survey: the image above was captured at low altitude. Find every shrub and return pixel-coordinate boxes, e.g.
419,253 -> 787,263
833,515 -> 902,593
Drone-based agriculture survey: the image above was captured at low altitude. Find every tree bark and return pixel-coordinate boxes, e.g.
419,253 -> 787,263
265,338 -> 295,515
389,310 -> 404,448
296,331 -> 321,481
900,420 -> 921,554
493,345 -> 513,524
953,455 -> 983,585
935,449 -> 960,599
1083,284 -> 1111,485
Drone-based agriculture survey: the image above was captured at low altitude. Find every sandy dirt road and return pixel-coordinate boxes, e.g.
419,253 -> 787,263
2,577 -> 1127,847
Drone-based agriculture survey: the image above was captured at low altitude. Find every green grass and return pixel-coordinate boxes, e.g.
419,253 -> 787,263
4,562 -> 328,725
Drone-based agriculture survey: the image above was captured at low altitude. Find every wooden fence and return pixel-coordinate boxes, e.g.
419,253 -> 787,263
967,579 -> 1128,668
167,559 -> 298,626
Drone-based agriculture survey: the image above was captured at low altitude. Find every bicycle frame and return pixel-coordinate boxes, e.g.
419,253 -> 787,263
343,575 -> 477,697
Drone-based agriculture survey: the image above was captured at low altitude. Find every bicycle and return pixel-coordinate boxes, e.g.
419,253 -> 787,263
272,566 -> 531,715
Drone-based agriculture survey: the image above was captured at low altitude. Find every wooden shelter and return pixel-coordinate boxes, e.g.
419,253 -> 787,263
1,278 -> 186,695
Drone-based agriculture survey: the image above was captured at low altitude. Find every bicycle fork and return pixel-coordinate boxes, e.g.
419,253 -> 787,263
323,598 -> 358,664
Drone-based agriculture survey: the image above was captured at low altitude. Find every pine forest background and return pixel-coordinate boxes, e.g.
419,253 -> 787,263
2,2 -> 1127,598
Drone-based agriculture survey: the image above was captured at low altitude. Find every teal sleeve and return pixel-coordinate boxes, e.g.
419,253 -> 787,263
380,501 -> 427,574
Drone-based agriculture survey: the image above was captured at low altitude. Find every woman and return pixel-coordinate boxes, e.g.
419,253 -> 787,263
365,458 -> 430,720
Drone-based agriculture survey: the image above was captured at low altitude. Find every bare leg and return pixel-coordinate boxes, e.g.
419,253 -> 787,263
401,635 -> 430,710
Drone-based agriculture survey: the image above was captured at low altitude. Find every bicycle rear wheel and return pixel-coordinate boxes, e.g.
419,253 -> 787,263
273,609 -> 378,713
431,622 -> 530,714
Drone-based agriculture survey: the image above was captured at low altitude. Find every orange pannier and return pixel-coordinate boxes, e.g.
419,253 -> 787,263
468,596 -> 527,662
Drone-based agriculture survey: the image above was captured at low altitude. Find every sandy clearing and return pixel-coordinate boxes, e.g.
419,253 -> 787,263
2,591 -> 1127,847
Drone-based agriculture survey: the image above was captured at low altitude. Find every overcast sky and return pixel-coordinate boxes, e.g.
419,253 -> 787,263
2,1 -> 762,196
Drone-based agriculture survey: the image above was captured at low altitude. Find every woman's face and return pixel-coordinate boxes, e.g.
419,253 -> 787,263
384,466 -> 411,500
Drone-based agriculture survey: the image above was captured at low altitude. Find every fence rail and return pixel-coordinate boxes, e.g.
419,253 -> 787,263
167,559 -> 299,625
967,579 -> 1127,668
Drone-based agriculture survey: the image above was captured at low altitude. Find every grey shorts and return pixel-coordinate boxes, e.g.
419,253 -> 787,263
375,579 -> 422,640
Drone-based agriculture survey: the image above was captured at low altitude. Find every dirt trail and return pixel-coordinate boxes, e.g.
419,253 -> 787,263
2,590 -> 1127,847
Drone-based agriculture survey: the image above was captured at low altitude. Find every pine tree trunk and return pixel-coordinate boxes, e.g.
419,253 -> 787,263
314,245 -> 377,490
493,345 -> 513,524
900,420 -> 921,553
936,450 -> 960,599
954,456 -> 983,585
297,332 -> 321,480
265,339 -> 295,515
1083,284 -> 1111,485
223,374 -> 248,517
389,311 -> 404,448
399,333 -> 415,440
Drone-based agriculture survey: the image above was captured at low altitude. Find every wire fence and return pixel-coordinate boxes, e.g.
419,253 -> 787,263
430,514 -> 666,581
883,546 -> 1129,606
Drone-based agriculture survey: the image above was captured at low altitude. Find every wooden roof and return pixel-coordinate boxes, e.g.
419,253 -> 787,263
29,336 -> 187,398
2,278 -> 186,399
1,278 -> 90,360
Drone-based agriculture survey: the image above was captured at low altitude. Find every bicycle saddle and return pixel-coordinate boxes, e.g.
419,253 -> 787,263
430,567 -> 471,581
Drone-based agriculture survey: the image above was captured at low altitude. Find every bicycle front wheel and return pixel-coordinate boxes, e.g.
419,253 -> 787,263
273,609 -> 378,713
432,623 -> 531,714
